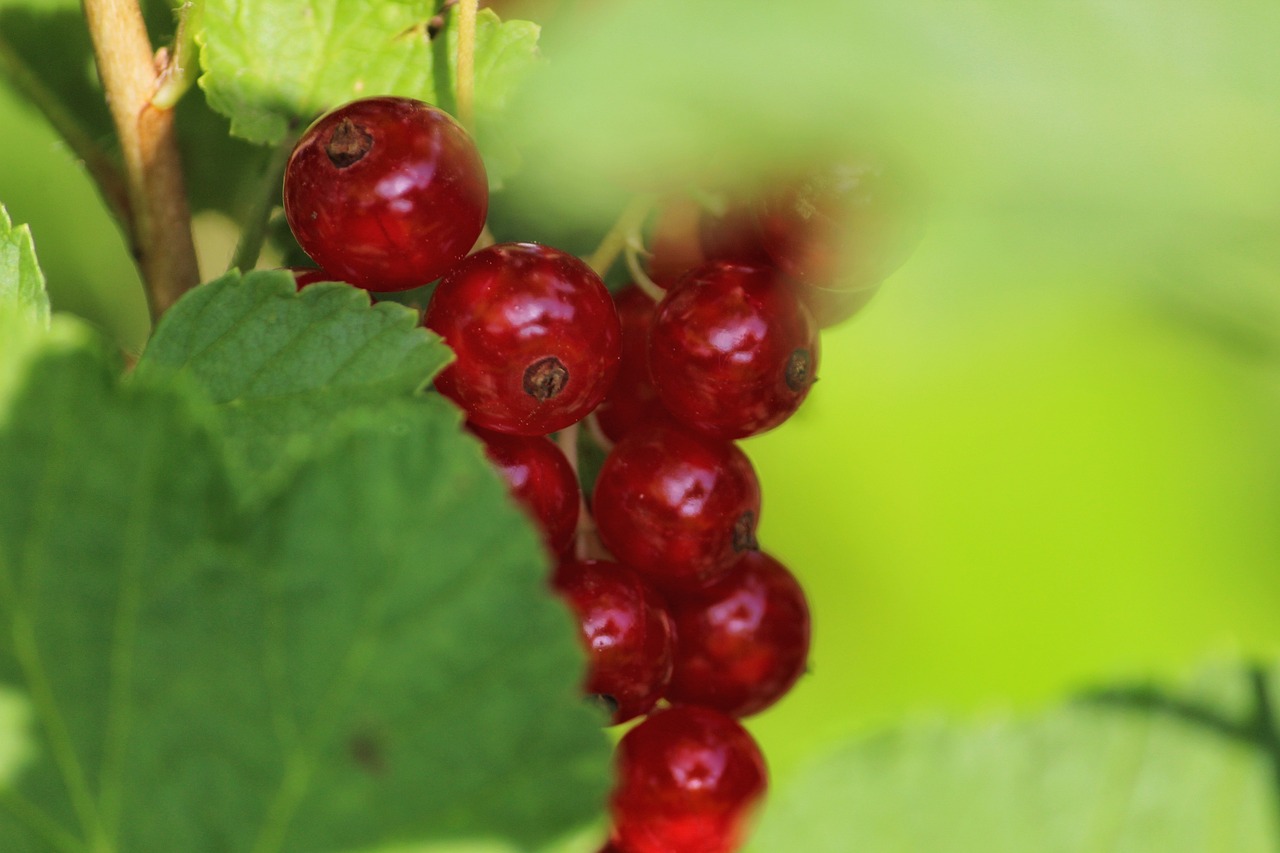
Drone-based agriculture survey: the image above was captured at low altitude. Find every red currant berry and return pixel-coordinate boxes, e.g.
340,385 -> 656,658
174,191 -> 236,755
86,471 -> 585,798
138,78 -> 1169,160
753,159 -> 915,290
283,96 -> 488,291
551,558 -> 675,724
665,551 -> 811,718
593,421 -> 761,590
609,706 -> 767,853
649,262 -> 818,440
425,242 -> 622,436
593,284 -> 664,443
469,424 -> 579,554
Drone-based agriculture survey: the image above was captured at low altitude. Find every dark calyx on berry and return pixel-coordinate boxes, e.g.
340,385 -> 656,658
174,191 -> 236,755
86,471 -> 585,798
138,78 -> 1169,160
523,356 -> 570,402
784,348 -> 814,392
324,119 -> 373,168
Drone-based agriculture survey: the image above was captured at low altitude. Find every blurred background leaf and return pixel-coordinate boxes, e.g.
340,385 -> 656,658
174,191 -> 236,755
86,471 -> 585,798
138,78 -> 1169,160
750,661 -> 1280,852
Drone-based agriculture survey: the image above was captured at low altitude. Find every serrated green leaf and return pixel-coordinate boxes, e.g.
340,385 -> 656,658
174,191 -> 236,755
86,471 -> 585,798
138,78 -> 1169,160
134,270 -> 451,494
199,1 -> 540,184
0,339 -> 609,852
751,663 -> 1280,852
0,204 -> 50,330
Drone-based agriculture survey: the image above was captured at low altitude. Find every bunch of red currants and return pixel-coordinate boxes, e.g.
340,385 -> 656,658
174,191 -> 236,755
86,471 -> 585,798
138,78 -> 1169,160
283,94 -> 909,853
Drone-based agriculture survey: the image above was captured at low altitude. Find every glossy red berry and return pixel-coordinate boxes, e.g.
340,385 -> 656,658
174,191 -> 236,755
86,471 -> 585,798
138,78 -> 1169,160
469,425 -> 579,554
608,706 -> 768,853
649,262 -> 819,440
425,242 -> 622,435
593,421 -> 761,590
283,96 -> 488,291
593,284 -> 664,443
665,551 -> 811,718
552,558 -> 675,724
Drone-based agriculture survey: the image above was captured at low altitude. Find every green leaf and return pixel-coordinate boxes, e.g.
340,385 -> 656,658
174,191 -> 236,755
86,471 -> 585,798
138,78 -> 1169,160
199,1 -> 540,183
0,204 -> 50,330
134,270 -> 452,495
751,663 -> 1280,852
0,339 -> 609,852
0,687 -> 33,790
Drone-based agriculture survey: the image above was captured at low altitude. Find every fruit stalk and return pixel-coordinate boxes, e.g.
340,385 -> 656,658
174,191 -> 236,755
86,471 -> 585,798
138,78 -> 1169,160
82,0 -> 199,322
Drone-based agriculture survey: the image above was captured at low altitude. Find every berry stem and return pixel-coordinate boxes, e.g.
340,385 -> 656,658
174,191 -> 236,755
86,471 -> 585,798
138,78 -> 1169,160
556,423 -> 600,561
228,139 -> 294,273
455,0 -> 479,131
587,195 -> 655,278
622,237 -> 664,301
82,0 -> 200,322
150,0 -> 205,110
0,31 -> 133,243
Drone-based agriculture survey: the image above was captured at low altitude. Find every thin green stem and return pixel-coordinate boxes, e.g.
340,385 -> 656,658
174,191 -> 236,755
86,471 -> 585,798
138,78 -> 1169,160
0,32 -> 133,235
228,141 -> 293,273
455,0 -> 478,130
151,0 -> 205,110
586,195 -> 655,278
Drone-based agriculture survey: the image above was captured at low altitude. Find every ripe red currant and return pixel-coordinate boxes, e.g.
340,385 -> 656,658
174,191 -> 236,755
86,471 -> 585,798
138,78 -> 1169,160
665,551 -> 811,718
551,558 -> 675,724
468,424 -> 580,554
608,706 -> 768,853
592,421 -> 761,590
649,262 -> 819,440
425,242 -> 622,436
283,96 -> 488,291
593,284 -> 664,443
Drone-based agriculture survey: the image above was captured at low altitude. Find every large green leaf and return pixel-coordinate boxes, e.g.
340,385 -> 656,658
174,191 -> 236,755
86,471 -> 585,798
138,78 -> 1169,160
751,664 -> 1280,852
134,270 -> 451,494
199,2 -> 540,184
0,337 -> 609,852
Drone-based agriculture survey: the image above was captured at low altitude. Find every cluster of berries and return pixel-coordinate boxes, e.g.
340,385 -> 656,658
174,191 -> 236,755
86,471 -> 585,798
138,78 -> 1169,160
282,94 -> 906,853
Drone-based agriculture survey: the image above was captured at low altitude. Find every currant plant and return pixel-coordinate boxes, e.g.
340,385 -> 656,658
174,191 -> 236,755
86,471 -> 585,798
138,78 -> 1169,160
3,1 -> 1277,852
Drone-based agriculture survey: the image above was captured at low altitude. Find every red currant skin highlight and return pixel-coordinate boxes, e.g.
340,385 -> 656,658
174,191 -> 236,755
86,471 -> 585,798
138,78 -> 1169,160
593,284 -> 664,443
551,558 -> 675,724
283,96 -> 488,292
608,706 -> 768,853
592,421 -> 761,590
665,551 -> 811,718
468,424 -> 580,554
649,262 -> 819,441
425,242 -> 622,436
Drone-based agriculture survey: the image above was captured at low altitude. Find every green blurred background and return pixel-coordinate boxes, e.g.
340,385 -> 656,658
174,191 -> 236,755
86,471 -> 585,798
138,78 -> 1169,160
3,0 -> 1278,793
